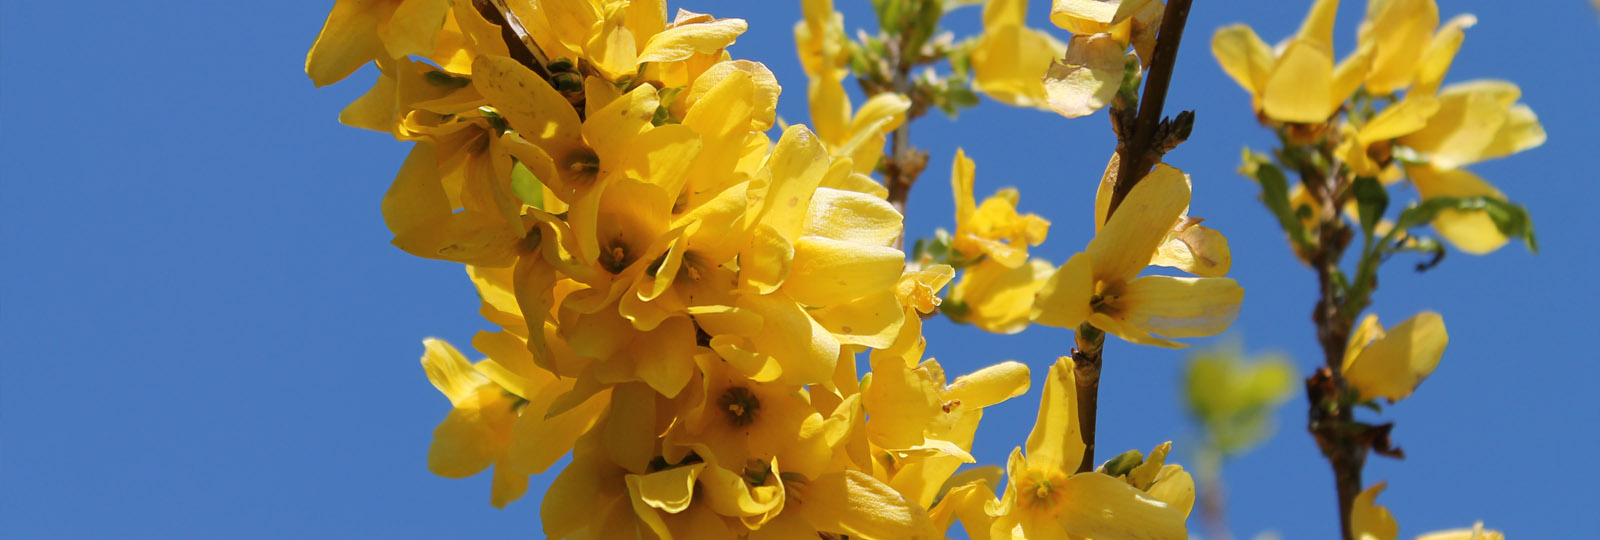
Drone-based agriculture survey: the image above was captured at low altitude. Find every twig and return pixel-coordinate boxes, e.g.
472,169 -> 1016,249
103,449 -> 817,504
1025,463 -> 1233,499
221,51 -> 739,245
1074,0 -> 1196,474
882,36 -> 928,238
1108,0 -> 1195,218
475,0 -> 550,76
1301,137 -> 1366,540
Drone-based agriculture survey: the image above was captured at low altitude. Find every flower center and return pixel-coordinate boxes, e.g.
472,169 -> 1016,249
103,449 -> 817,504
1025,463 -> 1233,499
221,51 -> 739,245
718,386 -> 760,428
1017,469 -> 1070,512
562,150 -> 601,185
597,239 -> 634,274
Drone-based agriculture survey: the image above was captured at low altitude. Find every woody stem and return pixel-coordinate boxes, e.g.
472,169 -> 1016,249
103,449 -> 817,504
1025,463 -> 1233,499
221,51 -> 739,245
1077,0 -> 1196,475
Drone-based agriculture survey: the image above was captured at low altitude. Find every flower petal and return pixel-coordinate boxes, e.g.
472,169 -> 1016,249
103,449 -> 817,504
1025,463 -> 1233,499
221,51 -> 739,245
1025,356 -> 1084,473
1351,483 -> 1399,540
1261,39 -> 1334,123
1088,164 -> 1191,282
1032,251 -> 1094,329
1211,24 -> 1274,96
785,236 -> 905,307
1408,164 -> 1510,254
796,470 -> 940,539
1345,311 -> 1447,402
638,18 -> 748,63
1055,472 -> 1187,540
1043,34 -> 1125,119
1118,275 -> 1244,339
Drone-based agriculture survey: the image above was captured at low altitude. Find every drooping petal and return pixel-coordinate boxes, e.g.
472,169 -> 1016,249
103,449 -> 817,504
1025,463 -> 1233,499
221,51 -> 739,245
1025,356 -> 1084,474
1411,14 -> 1476,96
1032,252 -> 1094,329
1043,34 -> 1125,119
946,361 -> 1031,410
1212,24 -> 1275,96
803,187 -> 904,246
423,338 -> 485,406
1360,0 -> 1439,95
1054,472 -> 1187,540
1151,223 -> 1232,278
1088,164 -> 1192,282
306,0 -> 389,87
950,258 -> 1055,334
751,125 -> 831,239
1261,39 -> 1334,123
637,18 -> 748,63
384,142 -> 452,236
795,470 -> 940,539
1351,483 -> 1399,540
489,462 -> 529,508
1344,311 -> 1447,402
784,236 -> 905,307
1117,275 -> 1244,339
1408,165 -> 1510,255
972,24 -> 1064,109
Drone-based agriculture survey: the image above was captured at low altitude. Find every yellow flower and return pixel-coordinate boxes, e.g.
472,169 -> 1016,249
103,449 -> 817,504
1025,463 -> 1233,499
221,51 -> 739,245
1357,0 -> 1480,97
1400,81 -> 1546,171
947,258 -> 1055,334
1212,0 -> 1368,124
794,0 -> 850,81
880,265 -> 957,362
1033,165 -> 1243,347
807,69 -> 911,175
1342,311 -> 1447,403
1095,154 -> 1232,278
421,336 -> 608,508
950,149 -> 1051,268
305,0 -> 453,87
862,356 -> 1031,507
1049,0 -> 1159,35
1353,483 -> 1505,540
505,1 -> 748,83
970,0 -> 1067,109
987,356 -> 1188,540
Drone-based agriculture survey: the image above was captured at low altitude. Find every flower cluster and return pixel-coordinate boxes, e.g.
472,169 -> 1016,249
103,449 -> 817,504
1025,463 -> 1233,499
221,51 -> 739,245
308,0 -> 1210,538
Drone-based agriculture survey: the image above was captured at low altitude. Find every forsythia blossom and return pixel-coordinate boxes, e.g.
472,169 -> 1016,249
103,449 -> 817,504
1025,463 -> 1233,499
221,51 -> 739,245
308,0 -> 1214,538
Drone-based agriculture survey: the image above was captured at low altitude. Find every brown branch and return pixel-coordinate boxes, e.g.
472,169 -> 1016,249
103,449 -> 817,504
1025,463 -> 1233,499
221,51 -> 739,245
476,0 -> 550,76
1108,0 -> 1195,218
882,36 -> 928,241
1302,139 -> 1368,540
1072,325 -> 1105,473
1074,0 -> 1196,474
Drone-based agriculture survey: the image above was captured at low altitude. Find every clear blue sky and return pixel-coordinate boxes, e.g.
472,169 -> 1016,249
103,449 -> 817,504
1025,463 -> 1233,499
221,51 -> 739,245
2,1 -> 1595,538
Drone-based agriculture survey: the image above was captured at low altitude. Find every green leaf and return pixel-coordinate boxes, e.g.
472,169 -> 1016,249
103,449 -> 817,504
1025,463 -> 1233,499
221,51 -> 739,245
510,161 -> 543,209
1388,196 -> 1538,253
1240,149 -> 1309,246
1099,449 -> 1145,477
652,86 -> 685,126
1350,176 -> 1388,238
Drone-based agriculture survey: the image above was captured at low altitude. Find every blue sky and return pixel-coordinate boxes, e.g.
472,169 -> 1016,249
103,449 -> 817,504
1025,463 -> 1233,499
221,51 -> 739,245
2,1 -> 1596,538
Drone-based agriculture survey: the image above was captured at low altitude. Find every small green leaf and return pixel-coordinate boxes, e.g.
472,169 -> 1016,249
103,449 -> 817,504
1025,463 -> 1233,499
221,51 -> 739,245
510,161 -> 544,209
1389,196 -> 1538,253
1351,176 -> 1388,237
1100,449 -> 1145,477
424,70 -> 472,89
652,86 -> 685,126
1240,149 -> 1308,246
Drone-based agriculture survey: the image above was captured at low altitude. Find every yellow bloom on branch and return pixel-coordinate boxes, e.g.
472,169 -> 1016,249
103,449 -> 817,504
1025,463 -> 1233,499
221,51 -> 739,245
1353,483 -> 1505,540
1033,165 -> 1243,347
987,356 -> 1188,540
950,149 -> 1050,268
1342,311 -> 1447,403
1212,0 -> 1368,124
